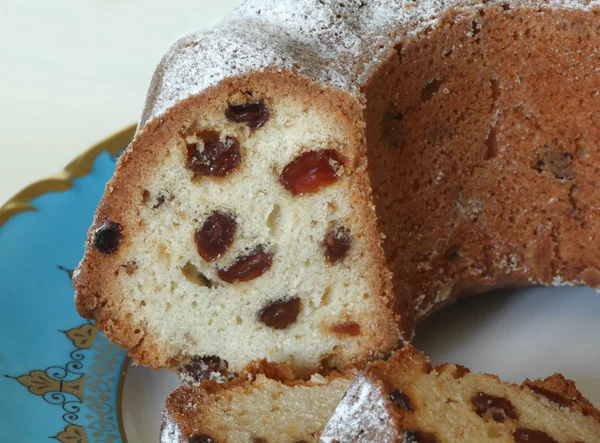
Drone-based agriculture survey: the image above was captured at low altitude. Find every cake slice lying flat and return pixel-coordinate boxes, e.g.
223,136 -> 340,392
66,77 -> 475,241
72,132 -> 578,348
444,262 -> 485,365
161,346 -> 600,443
321,346 -> 600,443
160,360 -> 354,443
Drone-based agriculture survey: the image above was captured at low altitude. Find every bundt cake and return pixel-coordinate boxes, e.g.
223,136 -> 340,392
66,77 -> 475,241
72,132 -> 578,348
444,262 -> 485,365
160,360 -> 355,443
74,0 -> 600,375
320,345 -> 600,443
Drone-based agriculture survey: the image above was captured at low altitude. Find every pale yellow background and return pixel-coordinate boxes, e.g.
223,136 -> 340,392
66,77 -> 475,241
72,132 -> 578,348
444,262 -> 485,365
0,0 -> 241,205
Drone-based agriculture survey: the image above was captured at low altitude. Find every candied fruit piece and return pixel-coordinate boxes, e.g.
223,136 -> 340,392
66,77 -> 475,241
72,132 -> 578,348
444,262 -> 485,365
330,321 -> 361,336
280,149 -> 344,196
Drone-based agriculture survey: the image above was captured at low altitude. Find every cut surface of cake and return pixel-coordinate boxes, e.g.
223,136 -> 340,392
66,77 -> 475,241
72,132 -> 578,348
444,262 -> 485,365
321,345 -> 600,443
75,0 -> 600,374
160,361 -> 354,443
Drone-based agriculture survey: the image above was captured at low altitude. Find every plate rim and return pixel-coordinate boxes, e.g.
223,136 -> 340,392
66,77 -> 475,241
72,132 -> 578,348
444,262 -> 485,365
0,123 -> 137,228
0,123 -> 137,443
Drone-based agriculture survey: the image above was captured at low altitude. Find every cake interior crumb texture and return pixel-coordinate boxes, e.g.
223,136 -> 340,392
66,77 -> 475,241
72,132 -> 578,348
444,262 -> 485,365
74,1 -> 600,374
321,346 -> 600,443
162,371 -> 353,442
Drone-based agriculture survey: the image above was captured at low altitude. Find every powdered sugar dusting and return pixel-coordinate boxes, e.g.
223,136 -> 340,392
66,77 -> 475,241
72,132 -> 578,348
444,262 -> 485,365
320,372 -> 397,443
160,412 -> 184,443
139,0 -> 599,128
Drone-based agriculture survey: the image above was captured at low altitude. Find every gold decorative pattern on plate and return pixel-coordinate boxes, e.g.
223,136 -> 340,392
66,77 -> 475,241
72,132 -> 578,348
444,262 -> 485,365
54,424 -> 89,443
1,125 -> 136,442
0,124 -> 136,228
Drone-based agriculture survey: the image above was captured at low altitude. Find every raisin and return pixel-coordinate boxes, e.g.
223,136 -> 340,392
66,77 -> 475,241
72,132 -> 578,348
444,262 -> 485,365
390,389 -> 414,411
258,297 -> 301,330
330,321 -> 361,336
187,131 -> 241,178
225,99 -> 270,130
513,429 -> 558,443
252,439 -> 268,443
153,194 -> 166,209
323,226 -> 352,264
217,245 -> 273,283
179,356 -> 234,383
189,435 -> 217,443
471,393 -> 518,423
525,383 -> 572,408
420,79 -> 442,102
403,430 -> 438,443
94,222 -> 122,254
280,149 -> 344,196
195,211 -> 237,262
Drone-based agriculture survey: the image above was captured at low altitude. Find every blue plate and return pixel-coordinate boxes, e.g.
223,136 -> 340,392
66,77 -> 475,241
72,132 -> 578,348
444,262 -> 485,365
0,127 -> 135,443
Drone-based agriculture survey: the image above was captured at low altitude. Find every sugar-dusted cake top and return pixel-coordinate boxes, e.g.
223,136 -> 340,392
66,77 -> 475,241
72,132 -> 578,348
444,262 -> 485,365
140,0 -> 598,127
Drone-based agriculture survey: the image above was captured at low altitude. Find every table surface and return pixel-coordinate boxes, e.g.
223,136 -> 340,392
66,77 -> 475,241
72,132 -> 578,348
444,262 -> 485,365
0,0 -> 241,206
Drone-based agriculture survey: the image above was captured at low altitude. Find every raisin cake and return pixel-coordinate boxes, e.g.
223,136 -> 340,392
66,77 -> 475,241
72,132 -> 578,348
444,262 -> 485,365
321,345 -> 600,443
160,360 -> 355,443
75,0 -> 600,374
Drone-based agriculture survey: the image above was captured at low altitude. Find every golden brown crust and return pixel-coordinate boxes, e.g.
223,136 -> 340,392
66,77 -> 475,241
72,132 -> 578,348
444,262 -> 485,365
363,5 -> 600,329
523,374 -> 600,422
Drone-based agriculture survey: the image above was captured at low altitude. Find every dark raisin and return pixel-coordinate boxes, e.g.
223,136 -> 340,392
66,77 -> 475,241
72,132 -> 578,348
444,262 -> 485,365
94,222 -> 122,254
187,131 -> 241,178
252,439 -> 268,443
403,430 -> 438,443
525,384 -> 572,408
189,435 -> 217,443
225,99 -> 270,130
471,393 -> 518,423
153,194 -> 166,209
330,321 -> 361,336
179,356 -> 234,383
258,297 -> 301,330
195,211 -> 237,262
420,79 -> 442,102
390,389 -> 414,411
217,245 -> 273,283
280,149 -> 344,196
513,428 -> 558,443
323,226 -> 352,264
